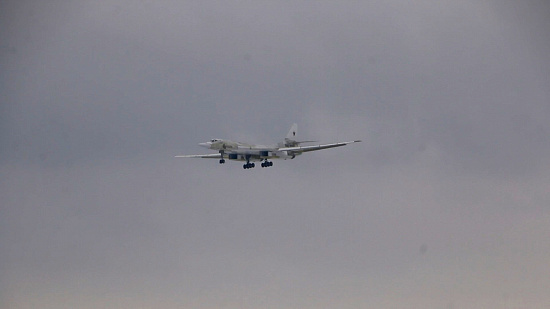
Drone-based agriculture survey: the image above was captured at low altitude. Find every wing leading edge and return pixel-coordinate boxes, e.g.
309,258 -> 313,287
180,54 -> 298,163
174,154 -> 222,159
278,140 -> 361,153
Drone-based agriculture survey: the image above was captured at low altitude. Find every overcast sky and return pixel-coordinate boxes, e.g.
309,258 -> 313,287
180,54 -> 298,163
2,1 -> 550,308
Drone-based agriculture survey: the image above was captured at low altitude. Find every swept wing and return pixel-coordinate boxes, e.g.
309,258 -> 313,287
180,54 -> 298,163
278,140 -> 361,153
175,154 -> 222,159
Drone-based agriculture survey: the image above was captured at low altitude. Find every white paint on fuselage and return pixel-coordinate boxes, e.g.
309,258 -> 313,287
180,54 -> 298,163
176,124 -> 361,166
200,139 -> 299,161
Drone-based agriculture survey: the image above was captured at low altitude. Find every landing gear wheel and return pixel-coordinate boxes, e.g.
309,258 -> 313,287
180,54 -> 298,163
219,159 -> 225,164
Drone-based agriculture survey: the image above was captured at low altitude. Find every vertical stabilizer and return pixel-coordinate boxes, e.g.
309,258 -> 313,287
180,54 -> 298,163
286,123 -> 298,140
284,123 -> 298,146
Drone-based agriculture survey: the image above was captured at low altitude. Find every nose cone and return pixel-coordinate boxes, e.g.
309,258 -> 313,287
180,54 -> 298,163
199,142 -> 210,148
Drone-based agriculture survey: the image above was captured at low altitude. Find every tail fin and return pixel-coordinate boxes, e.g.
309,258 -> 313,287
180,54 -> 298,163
283,123 -> 317,146
286,123 -> 298,141
283,123 -> 298,147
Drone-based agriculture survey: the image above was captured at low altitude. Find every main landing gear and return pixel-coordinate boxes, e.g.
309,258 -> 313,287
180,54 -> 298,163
243,154 -> 254,169
219,150 -> 225,164
241,156 -> 272,170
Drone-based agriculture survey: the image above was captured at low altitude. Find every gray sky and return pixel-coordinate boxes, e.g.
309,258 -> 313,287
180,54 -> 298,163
2,1 -> 550,308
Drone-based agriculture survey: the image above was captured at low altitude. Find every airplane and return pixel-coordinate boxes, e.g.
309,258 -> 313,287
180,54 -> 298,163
175,124 -> 361,169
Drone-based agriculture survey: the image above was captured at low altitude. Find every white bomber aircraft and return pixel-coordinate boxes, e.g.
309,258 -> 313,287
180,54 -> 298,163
175,124 -> 361,169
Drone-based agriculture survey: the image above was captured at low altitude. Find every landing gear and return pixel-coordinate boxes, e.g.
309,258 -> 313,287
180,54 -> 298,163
261,160 -> 273,168
243,154 -> 254,169
219,159 -> 225,164
219,150 -> 225,164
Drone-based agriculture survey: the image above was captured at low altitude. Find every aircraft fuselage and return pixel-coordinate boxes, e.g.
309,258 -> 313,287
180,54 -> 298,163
200,139 -> 297,161
175,124 -> 360,169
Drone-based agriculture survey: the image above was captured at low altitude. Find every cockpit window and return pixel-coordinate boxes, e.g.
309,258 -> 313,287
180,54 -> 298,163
211,139 -> 217,142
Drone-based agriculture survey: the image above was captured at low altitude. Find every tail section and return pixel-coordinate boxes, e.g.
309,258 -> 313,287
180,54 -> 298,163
284,123 -> 298,146
283,124 -> 316,147
286,123 -> 298,140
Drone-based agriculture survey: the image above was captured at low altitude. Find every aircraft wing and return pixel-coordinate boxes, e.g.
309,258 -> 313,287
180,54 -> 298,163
174,154 -> 222,159
278,140 -> 361,153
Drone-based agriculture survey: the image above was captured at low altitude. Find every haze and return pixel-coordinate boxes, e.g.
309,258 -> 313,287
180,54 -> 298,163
1,1 -> 549,308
